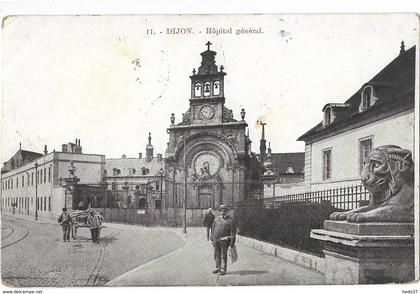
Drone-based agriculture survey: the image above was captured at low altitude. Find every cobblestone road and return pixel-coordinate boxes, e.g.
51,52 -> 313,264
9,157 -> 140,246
1,214 -> 185,287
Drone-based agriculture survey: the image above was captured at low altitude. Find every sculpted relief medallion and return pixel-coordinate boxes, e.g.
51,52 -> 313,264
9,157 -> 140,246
194,153 -> 220,176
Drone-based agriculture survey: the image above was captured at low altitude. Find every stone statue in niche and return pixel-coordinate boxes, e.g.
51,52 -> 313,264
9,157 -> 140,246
330,145 -> 414,223
200,161 -> 211,181
191,159 -> 222,185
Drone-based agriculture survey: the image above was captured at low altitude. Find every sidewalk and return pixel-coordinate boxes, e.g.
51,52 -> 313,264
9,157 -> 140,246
107,227 -> 325,286
1,211 -> 56,225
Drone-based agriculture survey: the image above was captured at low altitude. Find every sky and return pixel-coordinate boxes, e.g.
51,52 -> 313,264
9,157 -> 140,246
1,14 -> 418,162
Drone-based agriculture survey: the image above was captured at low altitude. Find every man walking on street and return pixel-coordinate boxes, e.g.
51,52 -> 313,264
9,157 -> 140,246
58,208 -> 71,242
87,210 -> 100,243
211,205 -> 236,275
203,208 -> 215,241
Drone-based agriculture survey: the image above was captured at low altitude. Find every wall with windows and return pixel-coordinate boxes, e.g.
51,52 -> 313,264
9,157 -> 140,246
1,153 -> 55,218
1,152 -> 105,219
306,109 -> 414,190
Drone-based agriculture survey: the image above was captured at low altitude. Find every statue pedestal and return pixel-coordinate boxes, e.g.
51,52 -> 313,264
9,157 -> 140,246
311,220 -> 414,284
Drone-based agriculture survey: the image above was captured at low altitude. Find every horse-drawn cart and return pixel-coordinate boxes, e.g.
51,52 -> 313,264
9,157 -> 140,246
68,209 -> 103,239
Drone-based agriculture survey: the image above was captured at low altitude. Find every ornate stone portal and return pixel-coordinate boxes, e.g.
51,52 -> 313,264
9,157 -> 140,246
164,43 -> 252,219
191,153 -> 223,208
311,145 -> 415,284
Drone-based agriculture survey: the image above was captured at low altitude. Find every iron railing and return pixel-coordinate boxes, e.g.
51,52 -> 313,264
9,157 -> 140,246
264,184 -> 369,211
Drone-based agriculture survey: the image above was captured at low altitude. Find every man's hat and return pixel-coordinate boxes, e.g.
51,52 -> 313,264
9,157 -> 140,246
219,205 -> 229,211
62,208 -> 67,212
208,208 -> 213,212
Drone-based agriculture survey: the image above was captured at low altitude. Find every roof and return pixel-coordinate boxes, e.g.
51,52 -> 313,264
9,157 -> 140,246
17,149 -> 43,160
1,149 -> 43,173
268,152 -> 305,174
105,157 -> 164,177
298,45 -> 415,142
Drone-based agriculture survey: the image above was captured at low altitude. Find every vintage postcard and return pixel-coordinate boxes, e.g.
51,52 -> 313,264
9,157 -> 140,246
0,13 -> 418,291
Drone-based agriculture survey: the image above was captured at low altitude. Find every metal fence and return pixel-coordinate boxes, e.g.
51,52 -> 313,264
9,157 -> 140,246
264,184 -> 369,211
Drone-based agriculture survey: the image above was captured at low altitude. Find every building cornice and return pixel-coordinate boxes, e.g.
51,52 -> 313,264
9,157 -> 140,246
168,121 -> 247,132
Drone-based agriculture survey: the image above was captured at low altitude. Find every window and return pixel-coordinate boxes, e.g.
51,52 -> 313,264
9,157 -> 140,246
44,197 -> 47,211
194,83 -> 202,97
324,107 -> 332,125
359,138 -> 373,173
111,182 -> 117,191
135,185 -> 140,190
323,149 -> 332,180
22,175 -> 24,187
44,168 -> 46,183
286,166 -> 295,173
40,170 -> 43,184
156,182 -> 160,191
154,199 -> 162,209
48,197 -> 51,211
141,167 -> 149,175
213,81 -> 220,96
128,168 -> 136,175
203,82 -> 211,97
360,86 -> 376,112
16,177 -> 19,188
48,166 -> 51,182
113,168 -> 121,176
31,172 -> 34,186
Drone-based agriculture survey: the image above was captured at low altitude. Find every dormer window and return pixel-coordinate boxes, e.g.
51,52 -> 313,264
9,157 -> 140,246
323,106 -> 334,126
286,166 -> 294,173
128,168 -> 136,175
194,83 -> 201,97
204,82 -> 211,97
360,85 -> 376,112
325,108 -> 331,125
213,81 -> 220,96
112,168 -> 121,176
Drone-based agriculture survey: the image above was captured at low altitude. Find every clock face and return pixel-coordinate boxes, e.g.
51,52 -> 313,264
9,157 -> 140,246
199,105 -> 215,120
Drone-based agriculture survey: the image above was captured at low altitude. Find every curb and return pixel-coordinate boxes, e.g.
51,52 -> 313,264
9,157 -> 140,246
237,235 -> 325,274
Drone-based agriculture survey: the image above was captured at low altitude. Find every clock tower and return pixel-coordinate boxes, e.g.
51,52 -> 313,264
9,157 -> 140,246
189,41 -> 228,124
165,42 -> 253,224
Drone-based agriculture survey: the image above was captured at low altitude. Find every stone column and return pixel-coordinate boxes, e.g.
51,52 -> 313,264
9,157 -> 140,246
311,220 -> 414,284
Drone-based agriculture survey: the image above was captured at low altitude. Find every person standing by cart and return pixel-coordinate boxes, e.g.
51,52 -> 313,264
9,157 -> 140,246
97,211 -> 105,239
87,210 -> 100,243
58,208 -> 71,242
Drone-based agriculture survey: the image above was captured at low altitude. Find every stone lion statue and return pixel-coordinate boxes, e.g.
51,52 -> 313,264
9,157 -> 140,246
330,145 -> 414,223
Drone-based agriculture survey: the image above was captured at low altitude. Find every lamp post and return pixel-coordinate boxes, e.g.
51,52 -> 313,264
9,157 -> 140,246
34,162 -> 38,221
182,135 -> 187,234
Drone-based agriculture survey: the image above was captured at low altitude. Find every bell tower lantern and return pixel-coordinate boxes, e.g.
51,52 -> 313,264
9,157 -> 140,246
189,41 -> 227,124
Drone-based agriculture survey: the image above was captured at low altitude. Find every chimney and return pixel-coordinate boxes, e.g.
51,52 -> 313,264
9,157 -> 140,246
139,152 -> 143,159
44,145 -> 48,155
78,139 -> 81,147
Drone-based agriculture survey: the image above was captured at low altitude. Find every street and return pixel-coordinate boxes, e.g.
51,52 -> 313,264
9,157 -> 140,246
1,214 -> 324,287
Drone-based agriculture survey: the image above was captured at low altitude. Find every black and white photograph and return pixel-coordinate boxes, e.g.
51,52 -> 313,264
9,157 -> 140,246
0,10 -> 418,291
